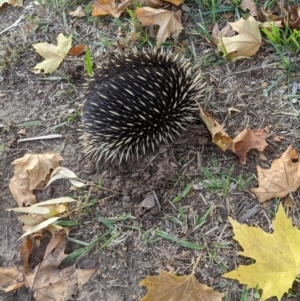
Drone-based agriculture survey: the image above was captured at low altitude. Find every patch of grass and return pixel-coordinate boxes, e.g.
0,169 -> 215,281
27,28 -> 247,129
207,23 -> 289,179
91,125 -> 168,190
198,164 -> 253,198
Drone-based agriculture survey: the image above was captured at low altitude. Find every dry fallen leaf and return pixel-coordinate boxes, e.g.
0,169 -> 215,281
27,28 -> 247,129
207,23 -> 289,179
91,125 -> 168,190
92,0 -> 121,18
20,237 -> 33,275
140,269 -> 224,301
69,6 -> 86,18
230,129 -> 268,165
32,33 -> 72,74
9,152 -> 63,206
164,0 -> 183,6
240,0 -> 257,17
0,266 -> 24,292
251,146 -> 300,202
218,16 -> 261,59
224,203 -> 300,301
199,108 -> 232,151
0,0 -> 22,7
25,232 -> 96,301
211,23 -> 235,45
69,43 -> 86,56
136,7 -> 183,48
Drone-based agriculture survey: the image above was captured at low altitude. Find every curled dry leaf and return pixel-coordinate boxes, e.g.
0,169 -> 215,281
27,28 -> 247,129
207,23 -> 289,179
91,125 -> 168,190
135,7 -> 183,49
32,34 -> 72,74
69,6 -> 86,18
92,0 -> 121,18
140,269 -> 224,301
251,146 -> 300,202
199,108 -> 232,151
218,16 -> 261,59
224,204 -> 300,301
230,129 -> 268,165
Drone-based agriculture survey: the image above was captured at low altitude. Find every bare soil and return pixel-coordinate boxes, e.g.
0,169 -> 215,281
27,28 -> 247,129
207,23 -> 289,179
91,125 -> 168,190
1,1 -> 300,301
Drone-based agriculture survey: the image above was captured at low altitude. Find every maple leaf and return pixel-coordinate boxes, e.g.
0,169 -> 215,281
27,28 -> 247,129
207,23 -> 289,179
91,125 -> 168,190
32,34 -> 72,74
230,129 -> 269,165
25,232 -> 96,301
135,7 -> 183,49
199,108 -> 232,151
223,203 -> 300,301
218,16 -> 261,59
92,0 -> 121,18
251,146 -> 300,202
140,269 -> 224,301
9,152 -> 63,206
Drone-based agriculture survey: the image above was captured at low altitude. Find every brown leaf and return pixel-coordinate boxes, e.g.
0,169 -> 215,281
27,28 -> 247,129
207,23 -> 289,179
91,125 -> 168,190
240,0 -> 258,17
9,176 -> 37,206
199,108 -> 232,151
230,129 -> 268,165
20,237 -> 33,275
69,43 -> 86,56
25,231 -> 96,301
135,7 -> 183,48
0,266 -> 24,292
251,146 -> 300,203
92,0 -> 121,18
69,6 -> 86,18
140,269 -> 224,301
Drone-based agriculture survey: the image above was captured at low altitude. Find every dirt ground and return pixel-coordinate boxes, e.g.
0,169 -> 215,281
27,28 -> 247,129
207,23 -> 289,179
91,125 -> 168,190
1,1 -> 300,301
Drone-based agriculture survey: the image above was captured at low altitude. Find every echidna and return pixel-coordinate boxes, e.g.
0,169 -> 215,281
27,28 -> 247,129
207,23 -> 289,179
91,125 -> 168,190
80,49 -> 204,162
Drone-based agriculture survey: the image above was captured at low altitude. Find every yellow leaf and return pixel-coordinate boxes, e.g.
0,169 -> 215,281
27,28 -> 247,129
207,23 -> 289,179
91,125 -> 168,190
218,16 -> 261,59
223,203 -> 300,301
251,146 -> 300,202
140,269 -> 224,301
32,34 -> 72,74
136,7 -> 183,49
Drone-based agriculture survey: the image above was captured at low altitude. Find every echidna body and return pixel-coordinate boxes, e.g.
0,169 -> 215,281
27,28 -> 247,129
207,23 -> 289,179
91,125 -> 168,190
81,50 -> 204,162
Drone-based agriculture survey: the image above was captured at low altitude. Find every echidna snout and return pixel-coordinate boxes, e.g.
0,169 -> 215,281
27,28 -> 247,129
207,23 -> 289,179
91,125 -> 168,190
80,50 -> 204,162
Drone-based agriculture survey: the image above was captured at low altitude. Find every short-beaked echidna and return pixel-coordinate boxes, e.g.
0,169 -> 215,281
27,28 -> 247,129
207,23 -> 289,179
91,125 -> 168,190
80,49 -> 204,162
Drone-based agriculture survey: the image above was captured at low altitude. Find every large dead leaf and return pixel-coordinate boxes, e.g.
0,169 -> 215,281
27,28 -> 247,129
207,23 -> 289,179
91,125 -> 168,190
92,0 -> 121,17
251,146 -> 300,203
136,7 -> 183,48
223,203 -> 300,301
140,269 -> 224,301
9,152 -> 63,206
199,109 -> 232,151
0,266 -> 24,292
230,129 -> 268,165
218,16 -> 261,59
32,34 -> 72,74
25,232 -> 96,301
